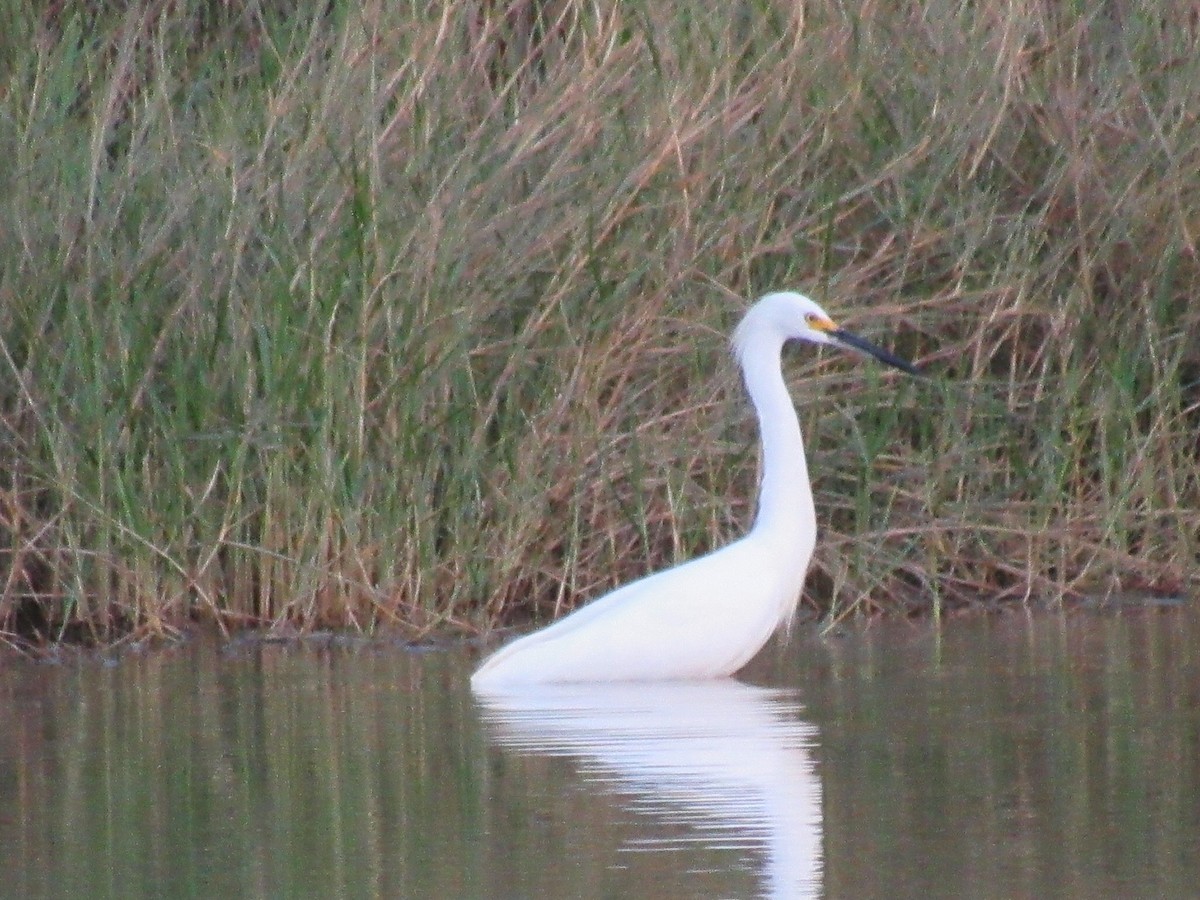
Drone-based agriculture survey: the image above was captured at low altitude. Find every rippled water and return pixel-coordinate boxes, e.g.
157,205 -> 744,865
1,609 -> 1197,898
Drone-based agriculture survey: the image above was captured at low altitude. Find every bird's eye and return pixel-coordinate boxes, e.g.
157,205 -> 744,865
804,313 -> 817,325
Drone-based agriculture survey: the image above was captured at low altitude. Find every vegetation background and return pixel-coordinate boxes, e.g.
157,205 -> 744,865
2,0 -> 1197,646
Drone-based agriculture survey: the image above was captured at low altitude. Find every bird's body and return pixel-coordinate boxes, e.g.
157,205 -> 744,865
471,537 -> 808,684
471,292 -> 917,689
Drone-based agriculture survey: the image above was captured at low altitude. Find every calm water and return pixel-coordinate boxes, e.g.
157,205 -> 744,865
1,610 -> 1197,899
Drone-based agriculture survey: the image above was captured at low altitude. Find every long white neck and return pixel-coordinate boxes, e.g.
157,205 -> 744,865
736,333 -> 816,553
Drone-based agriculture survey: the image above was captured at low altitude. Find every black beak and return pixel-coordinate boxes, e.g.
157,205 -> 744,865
829,329 -> 921,375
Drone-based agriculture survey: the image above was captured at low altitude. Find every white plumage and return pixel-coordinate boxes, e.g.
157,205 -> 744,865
471,292 -> 917,688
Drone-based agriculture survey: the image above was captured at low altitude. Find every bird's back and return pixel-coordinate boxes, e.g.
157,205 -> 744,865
470,535 -> 807,687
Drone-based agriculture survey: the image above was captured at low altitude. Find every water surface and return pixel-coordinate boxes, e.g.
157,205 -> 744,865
1,609 -> 1196,898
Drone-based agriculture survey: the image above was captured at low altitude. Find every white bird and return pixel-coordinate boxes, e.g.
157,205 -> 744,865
471,292 -> 918,688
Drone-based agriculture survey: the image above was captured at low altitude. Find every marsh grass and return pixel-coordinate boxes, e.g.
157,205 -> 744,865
2,1 -> 1198,644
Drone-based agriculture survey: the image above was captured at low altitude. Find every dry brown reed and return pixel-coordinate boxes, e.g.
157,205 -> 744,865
1,1 -> 1197,645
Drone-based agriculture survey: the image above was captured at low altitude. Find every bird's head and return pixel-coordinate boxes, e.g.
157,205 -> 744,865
736,291 -> 919,375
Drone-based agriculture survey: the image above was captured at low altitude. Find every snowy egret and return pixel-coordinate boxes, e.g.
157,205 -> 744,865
471,292 -> 918,688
